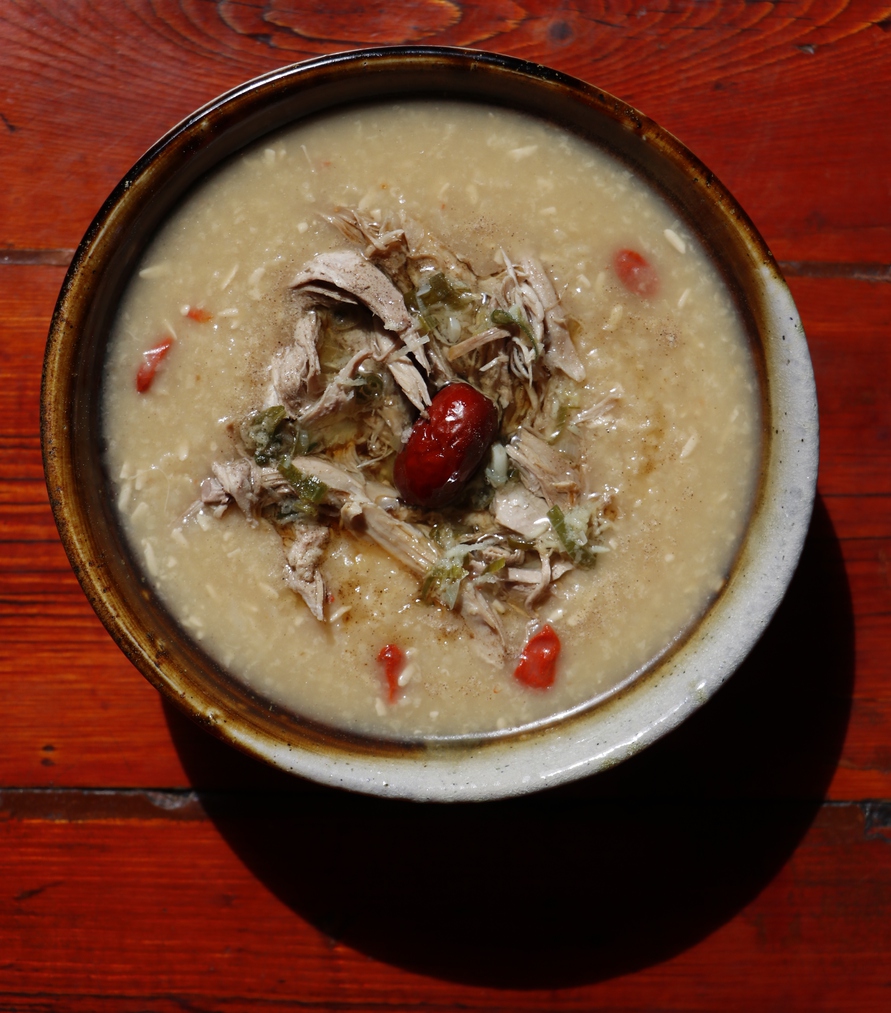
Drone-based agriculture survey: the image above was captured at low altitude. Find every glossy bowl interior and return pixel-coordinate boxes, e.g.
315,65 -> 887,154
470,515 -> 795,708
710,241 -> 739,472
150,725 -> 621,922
41,47 -> 818,801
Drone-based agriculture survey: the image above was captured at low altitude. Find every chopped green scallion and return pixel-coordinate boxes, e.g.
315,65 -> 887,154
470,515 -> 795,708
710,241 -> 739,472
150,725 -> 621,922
241,406 -> 315,465
491,306 -> 539,356
278,458 -> 328,506
417,272 -> 472,310
421,560 -> 468,610
547,504 -> 598,567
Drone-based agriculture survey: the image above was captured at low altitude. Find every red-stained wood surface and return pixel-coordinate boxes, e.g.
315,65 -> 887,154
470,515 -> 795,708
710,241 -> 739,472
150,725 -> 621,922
0,798 -> 889,1011
1,2 -> 890,1010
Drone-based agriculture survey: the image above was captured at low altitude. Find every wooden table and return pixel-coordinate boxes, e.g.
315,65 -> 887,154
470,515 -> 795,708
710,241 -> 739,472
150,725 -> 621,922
2,2 -> 889,1010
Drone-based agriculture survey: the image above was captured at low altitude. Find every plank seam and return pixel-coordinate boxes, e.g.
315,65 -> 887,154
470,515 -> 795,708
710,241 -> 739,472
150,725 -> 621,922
2,252 -> 891,280
0,249 -> 76,266
2,788 -> 889,820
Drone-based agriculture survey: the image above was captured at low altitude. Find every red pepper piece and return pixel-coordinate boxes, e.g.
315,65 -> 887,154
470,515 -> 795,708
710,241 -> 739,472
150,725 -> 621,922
394,383 -> 497,509
135,336 -> 174,393
513,624 -> 561,690
613,248 -> 659,298
377,643 -> 405,703
186,305 -> 213,323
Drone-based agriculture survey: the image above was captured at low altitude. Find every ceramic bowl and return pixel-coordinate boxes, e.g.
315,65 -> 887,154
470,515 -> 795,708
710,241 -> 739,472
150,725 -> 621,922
41,47 -> 818,801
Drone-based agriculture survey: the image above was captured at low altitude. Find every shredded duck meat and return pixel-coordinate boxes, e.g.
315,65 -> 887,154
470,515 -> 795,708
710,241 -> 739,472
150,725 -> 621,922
195,209 -> 616,665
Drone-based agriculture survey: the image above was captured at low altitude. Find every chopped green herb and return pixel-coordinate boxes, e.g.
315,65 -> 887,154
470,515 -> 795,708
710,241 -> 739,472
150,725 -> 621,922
403,290 -> 434,334
490,308 -> 516,328
421,559 -> 468,610
490,306 -> 539,356
278,458 -> 328,507
430,523 -> 458,549
241,405 -> 285,453
429,522 -> 476,550
241,406 -> 314,465
417,272 -> 473,310
408,274 -> 475,341
547,504 -> 599,567
275,498 -> 318,523
348,370 -> 384,404
291,427 -> 315,456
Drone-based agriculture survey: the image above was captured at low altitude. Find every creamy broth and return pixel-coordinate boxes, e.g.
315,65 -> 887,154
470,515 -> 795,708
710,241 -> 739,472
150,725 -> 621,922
102,101 -> 761,738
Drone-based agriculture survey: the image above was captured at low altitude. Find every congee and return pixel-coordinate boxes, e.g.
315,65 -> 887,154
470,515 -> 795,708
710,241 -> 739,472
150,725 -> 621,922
102,100 -> 761,738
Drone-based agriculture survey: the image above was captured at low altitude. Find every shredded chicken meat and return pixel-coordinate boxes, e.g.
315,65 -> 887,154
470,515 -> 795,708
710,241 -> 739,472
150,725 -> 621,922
195,208 -> 617,666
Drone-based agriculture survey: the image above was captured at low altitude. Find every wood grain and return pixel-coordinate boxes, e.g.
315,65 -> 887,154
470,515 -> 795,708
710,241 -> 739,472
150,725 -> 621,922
1,1 -> 889,1009
1,2 -> 890,259
0,796 -> 888,1010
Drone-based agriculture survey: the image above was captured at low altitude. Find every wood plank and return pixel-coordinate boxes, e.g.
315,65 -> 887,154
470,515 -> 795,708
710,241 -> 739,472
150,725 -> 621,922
0,2 -> 889,260
0,795 -> 888,1010
823,494 -> 891,542
790,277 -> 891,497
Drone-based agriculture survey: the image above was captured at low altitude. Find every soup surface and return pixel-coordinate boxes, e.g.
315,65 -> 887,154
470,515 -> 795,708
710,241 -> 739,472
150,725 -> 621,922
103,101 -> 761,738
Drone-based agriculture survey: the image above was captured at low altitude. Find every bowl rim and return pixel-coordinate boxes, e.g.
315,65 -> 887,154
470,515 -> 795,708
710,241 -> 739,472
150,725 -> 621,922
41,45 -> 819,801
